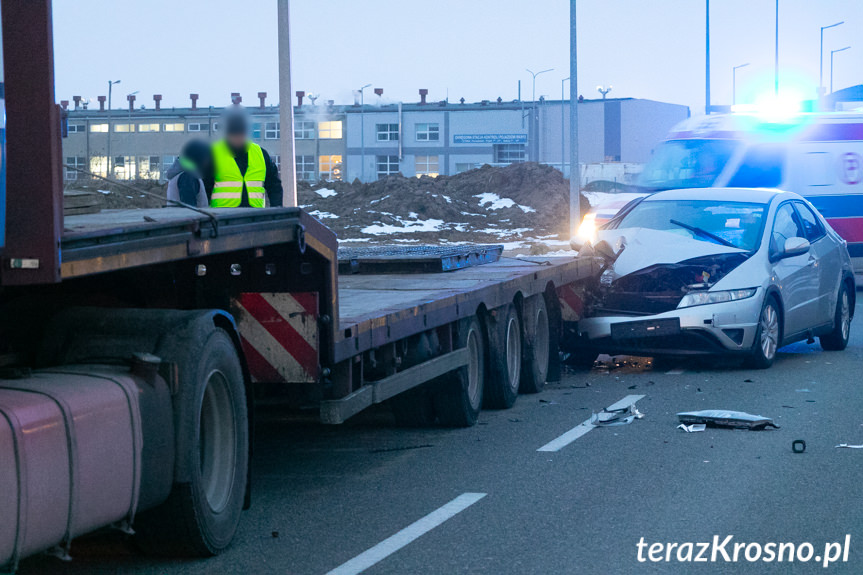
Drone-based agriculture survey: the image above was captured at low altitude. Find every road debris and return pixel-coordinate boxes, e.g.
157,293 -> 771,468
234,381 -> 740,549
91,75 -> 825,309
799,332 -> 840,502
677,410 -> 780,430
834,444 -> 863,449
591,394 -> 645,427
792,440 -> 806,453
677,423 -> 707,433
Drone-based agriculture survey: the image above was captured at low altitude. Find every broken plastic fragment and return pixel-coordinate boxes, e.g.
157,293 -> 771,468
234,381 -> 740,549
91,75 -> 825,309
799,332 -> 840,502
676,410 -> 780,430
677,423 -> 707,433
591,397 -> 644,427
834,444 -> 863,449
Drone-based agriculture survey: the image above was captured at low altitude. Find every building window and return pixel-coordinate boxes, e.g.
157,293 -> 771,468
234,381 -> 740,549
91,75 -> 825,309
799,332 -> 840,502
319,121 -> 342,139
415,155 -> 440,177
297,155 -> 316,181
251,122 -> 262,139
188,122 -> 209,132
90,156 -> 108,178
114,123 -> 135,133
138,123 -> 160,132
376,155 -> 399,179
376,123 -> 399,142
113,155 -> 137,180
213,122 -> 221,132
264,122 -> 280,140
493,143 -> 526,165
65,156 -> 85,181
295,121 -> 315,139
455,162 -> 478,174
90,123 -> 109,133
67,124 -> 86,134
319,155 -> 343,181
138,155 -> 162,180
162,155 -> 178,174
415,123 -> 440,142
164,123 -> 185,132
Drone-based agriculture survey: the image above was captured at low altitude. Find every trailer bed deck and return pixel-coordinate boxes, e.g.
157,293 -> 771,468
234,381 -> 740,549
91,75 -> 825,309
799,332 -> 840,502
334,255 -> 598,362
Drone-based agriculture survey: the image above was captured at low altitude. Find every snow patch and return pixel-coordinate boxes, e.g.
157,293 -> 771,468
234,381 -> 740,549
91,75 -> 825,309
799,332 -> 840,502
475,192 -> 535,213
314,188 -> 338,198
361,216 -> 446,235
309,210 -> 339,219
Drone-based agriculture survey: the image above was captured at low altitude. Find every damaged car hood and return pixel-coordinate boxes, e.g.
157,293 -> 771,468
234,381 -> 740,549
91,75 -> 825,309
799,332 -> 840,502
595,228 -> 746,277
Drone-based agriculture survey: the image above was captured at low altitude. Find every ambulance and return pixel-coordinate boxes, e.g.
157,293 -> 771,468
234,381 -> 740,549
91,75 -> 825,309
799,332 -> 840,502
635,111 -> 863,281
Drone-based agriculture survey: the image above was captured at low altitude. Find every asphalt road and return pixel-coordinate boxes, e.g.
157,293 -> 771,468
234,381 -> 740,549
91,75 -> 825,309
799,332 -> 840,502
20,301 -> 863,574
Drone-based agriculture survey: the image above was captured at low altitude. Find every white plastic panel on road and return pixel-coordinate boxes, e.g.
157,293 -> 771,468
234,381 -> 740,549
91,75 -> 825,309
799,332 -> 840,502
537,395 -> 645,452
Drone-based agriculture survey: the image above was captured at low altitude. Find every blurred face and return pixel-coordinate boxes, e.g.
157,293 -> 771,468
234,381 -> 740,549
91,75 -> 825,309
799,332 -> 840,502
226,132 -> 247,149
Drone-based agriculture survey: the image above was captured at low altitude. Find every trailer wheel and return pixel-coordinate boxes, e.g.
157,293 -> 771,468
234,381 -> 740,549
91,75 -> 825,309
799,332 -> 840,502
520,295 -> 550,394
136,328 -> 248,556
434,316 -> 486,427
484,304 -> 522,409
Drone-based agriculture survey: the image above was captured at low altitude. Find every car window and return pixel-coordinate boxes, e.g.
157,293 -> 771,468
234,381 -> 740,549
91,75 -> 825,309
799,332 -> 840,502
771,203 -> 804,253
793,201 -> 826,242
727,144 -> 786,188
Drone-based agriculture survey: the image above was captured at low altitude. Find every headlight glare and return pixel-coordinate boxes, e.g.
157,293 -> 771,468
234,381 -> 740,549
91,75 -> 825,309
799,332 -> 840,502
677,288 -> 757,309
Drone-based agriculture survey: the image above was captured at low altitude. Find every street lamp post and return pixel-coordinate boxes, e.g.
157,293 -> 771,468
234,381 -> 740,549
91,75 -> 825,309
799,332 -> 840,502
831,46 -> 851,94
526,68 -> 552,162
561,77 -> 569,175
357,83 -> 371,181
732,63 -> 749,105
819,21 -> 844,98
106,79 -> 121,178
596,85 -> 612,99
126,90 -> 138,179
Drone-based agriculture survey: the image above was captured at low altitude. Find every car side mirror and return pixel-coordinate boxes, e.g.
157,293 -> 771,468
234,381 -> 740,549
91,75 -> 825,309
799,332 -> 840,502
778,236 -> 810,260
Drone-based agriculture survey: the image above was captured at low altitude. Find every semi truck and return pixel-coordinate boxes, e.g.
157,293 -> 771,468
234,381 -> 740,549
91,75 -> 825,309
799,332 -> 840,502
0,1 -> 597,569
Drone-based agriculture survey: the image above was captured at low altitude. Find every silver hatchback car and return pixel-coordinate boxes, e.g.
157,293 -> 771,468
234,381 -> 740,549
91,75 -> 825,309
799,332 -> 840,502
572,188 -> 855,368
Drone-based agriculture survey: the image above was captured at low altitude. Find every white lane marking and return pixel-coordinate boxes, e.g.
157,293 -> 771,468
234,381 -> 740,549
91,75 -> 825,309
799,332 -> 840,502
537,394 -> 646,452
325,492 -> 487,575
665,368 -> 685,375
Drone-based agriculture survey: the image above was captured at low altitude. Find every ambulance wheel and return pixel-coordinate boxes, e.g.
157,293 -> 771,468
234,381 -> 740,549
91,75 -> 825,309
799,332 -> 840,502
484,304 -> 522,409
434,316 -> 486,427
136,328 -> 249,556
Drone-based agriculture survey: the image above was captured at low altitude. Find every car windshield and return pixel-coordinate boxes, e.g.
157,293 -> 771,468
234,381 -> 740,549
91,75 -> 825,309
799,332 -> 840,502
639,139 -> 739,190
613,199 -> 766,251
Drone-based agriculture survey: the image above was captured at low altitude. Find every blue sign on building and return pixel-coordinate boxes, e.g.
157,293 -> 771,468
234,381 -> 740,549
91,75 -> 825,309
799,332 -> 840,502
453,134 -> 528,145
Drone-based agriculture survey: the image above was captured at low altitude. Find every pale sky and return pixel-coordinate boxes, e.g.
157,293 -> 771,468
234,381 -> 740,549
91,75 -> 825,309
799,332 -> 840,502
52,0 -> 862,113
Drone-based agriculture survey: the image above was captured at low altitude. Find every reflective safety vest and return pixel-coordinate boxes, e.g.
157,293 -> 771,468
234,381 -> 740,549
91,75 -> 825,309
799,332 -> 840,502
211,140 -> 267,208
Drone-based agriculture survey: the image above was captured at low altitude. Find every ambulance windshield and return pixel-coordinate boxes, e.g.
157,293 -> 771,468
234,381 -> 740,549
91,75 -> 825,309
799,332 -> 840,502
639,139 -> 739,191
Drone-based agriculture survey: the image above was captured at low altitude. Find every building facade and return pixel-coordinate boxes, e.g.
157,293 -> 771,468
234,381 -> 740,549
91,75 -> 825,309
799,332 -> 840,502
60,93 -> 688,184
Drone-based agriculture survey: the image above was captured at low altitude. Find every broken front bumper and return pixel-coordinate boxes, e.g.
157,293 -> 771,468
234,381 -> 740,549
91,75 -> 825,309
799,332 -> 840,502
576,290 -> 764,355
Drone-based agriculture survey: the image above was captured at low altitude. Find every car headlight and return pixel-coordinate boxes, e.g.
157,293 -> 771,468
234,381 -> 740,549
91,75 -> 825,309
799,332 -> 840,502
576,212 -> 597,244
677,288 -> 758,309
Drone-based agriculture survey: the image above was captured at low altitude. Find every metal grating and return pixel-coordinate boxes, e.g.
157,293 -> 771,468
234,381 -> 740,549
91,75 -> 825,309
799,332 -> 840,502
337,244 -> 504,274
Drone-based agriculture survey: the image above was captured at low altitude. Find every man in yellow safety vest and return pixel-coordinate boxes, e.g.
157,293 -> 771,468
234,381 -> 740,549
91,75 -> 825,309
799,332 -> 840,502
204,108 -> 282,208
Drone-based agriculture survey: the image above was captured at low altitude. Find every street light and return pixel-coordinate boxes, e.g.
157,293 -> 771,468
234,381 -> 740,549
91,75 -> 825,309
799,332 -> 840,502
596,85 -> 612,99
732,63 -> 749,105
831,46 -> 851,94
106,79 -> 121,178
561,77 -> 569,175
126,90 -> 139,179
357,83 -> 371,181
819,21 -> 844,97
526,68 -> 553,103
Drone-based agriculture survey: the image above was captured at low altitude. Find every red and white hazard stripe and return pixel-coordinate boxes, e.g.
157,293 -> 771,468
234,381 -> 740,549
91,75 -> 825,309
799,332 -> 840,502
557,284 -> 585,322
233,292 -> 319,383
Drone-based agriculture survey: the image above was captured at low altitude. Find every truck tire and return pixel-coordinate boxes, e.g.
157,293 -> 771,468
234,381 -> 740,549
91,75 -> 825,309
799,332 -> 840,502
136,328 -> 248,556
484,304 -> 522,409
434,316 -> 486,427
820,281 -> 852,351
520,295 -> 550,394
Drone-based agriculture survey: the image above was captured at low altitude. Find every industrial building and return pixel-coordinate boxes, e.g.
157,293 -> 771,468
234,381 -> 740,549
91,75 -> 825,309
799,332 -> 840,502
60,91 -> 689,184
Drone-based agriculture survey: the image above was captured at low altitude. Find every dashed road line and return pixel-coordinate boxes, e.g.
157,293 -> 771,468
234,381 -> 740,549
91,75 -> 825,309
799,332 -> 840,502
537,394 -> 645,452
325,492 -> 487,575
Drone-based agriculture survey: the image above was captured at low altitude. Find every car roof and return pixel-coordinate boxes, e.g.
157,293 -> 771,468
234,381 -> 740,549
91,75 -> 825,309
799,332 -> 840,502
642,187 -> 793,204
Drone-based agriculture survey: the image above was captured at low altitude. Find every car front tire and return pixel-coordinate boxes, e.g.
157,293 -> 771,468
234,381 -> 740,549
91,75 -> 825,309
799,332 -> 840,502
746,295 -> 781,369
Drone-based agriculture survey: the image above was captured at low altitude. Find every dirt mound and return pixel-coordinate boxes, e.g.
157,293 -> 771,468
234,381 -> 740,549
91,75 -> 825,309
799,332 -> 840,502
299,162 -> 589,244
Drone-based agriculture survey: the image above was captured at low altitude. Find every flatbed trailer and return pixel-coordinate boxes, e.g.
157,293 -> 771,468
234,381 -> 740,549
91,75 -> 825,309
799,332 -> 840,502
0,1 -> 598,569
